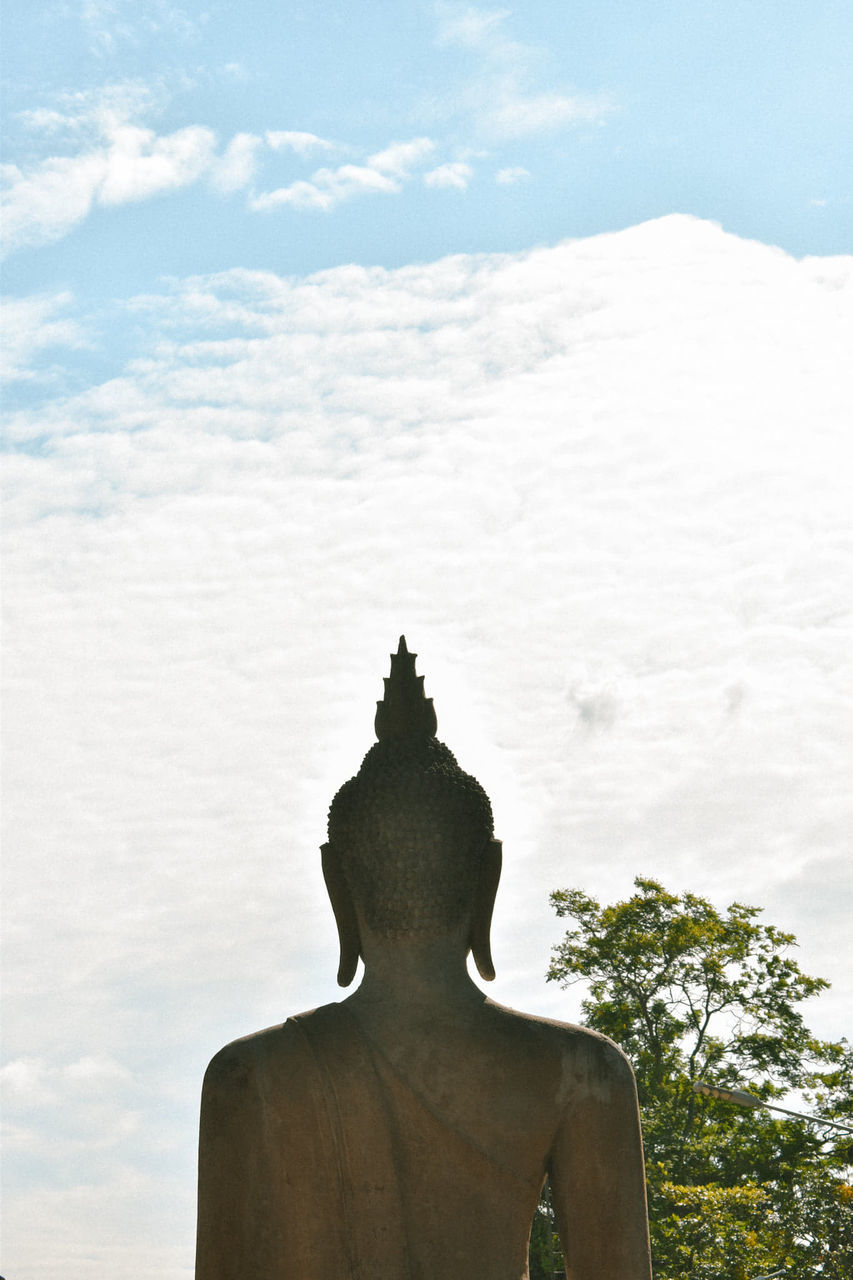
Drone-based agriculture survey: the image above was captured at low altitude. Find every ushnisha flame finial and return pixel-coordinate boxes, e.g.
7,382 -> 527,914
374,636 -> 438,742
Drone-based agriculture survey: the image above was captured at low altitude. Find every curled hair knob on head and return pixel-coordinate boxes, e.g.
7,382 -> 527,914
374,636 -> 438,742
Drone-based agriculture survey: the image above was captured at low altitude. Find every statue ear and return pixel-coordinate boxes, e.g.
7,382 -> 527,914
470,838 -> 502,982
321,842 -> 362,987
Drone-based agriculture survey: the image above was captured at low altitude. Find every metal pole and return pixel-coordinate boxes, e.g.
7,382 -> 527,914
692,1081 -> 853,1134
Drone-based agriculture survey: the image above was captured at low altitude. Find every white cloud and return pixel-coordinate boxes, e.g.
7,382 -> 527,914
16,106 -> 88,136
486,90 -> 611,139
222,61 -> 250,81
3,92 -> 441,248
0,97 -> 222,252
65,1054 -> 134,1086
97,123 -> 216,205
0,292 -> 89,383
250,162 -> 400,212
435,4 -> 512,50
14,79 -> 164,143
434,3 -> 614,139
3,1169 -> 192,1280
3,86 -> 347,252
3,97 -> 320,252
265,130 -> 337,156
424,160 -> 473,189
79,0 -> 126,54
3,216 -> 852,1276
1,153 -> 109,252
251,138 -> 436,213
368,136 -> 435,175
495,165 -> 529,185
1,1058 -> 59,1107
210,132 -> 262,194
1,1054 -> 133,1104
1,113 -> 222,253
79,0 -> 200,53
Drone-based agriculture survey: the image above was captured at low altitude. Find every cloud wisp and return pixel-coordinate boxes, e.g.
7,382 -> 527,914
495,165 -> 529,185
1,98 -> 222,254
264,131 -> 338,157
3,87 -> 449,249
434,3 -> 614,139
0,292 -> 90,383
251,137 -> 436,212
424,160 -> 473,189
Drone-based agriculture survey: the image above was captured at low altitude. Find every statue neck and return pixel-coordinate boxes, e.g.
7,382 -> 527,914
346,923 -> 486,1018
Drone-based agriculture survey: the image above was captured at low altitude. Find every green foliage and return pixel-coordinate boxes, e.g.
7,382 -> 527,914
655,1182 -> 781,1280
546,877 -> 853,1279
528,1181 -> 562,1280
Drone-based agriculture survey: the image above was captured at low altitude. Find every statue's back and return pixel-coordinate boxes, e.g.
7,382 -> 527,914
197,997 -> 641,1279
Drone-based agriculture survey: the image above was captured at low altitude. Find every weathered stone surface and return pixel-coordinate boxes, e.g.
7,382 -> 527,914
196,639 -> 652,1279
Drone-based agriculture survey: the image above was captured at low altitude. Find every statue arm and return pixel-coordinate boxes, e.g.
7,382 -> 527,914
549,1038 -> 652,1280
195,1047 -> 266,1280
195,1026 -> 346,1279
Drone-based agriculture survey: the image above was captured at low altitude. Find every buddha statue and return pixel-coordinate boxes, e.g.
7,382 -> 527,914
195,638 -> 651,1279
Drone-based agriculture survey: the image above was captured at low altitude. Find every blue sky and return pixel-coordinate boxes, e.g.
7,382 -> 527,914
3,0 -> 851,302
2,4 -> 852,1278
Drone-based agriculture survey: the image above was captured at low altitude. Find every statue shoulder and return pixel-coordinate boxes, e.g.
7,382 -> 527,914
202,1002 -> 343,1098
482,1000 -> 637,1098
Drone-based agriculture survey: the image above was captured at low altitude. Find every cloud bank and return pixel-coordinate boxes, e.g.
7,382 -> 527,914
3,216 -> 852,1278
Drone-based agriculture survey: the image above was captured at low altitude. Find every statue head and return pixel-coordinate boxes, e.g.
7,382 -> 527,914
322,637 -> 502,986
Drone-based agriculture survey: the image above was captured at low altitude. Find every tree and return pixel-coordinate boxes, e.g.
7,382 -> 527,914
528,1181 -> 562,1280
545,877 -> 853,1279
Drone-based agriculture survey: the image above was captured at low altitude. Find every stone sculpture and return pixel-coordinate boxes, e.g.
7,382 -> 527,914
195,638 -> 652,1279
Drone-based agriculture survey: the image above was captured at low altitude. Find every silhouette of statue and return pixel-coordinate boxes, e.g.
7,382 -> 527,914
195,638 -> 651,1279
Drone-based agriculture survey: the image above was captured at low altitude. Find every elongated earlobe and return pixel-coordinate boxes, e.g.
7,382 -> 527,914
321,843 -> 362,987
470,839 -> 502,982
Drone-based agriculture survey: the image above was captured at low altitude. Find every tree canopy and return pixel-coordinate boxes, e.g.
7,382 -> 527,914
544,877 -> 853,1280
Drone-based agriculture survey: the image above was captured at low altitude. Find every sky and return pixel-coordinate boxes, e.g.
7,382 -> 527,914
2,2 -> 852,1277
